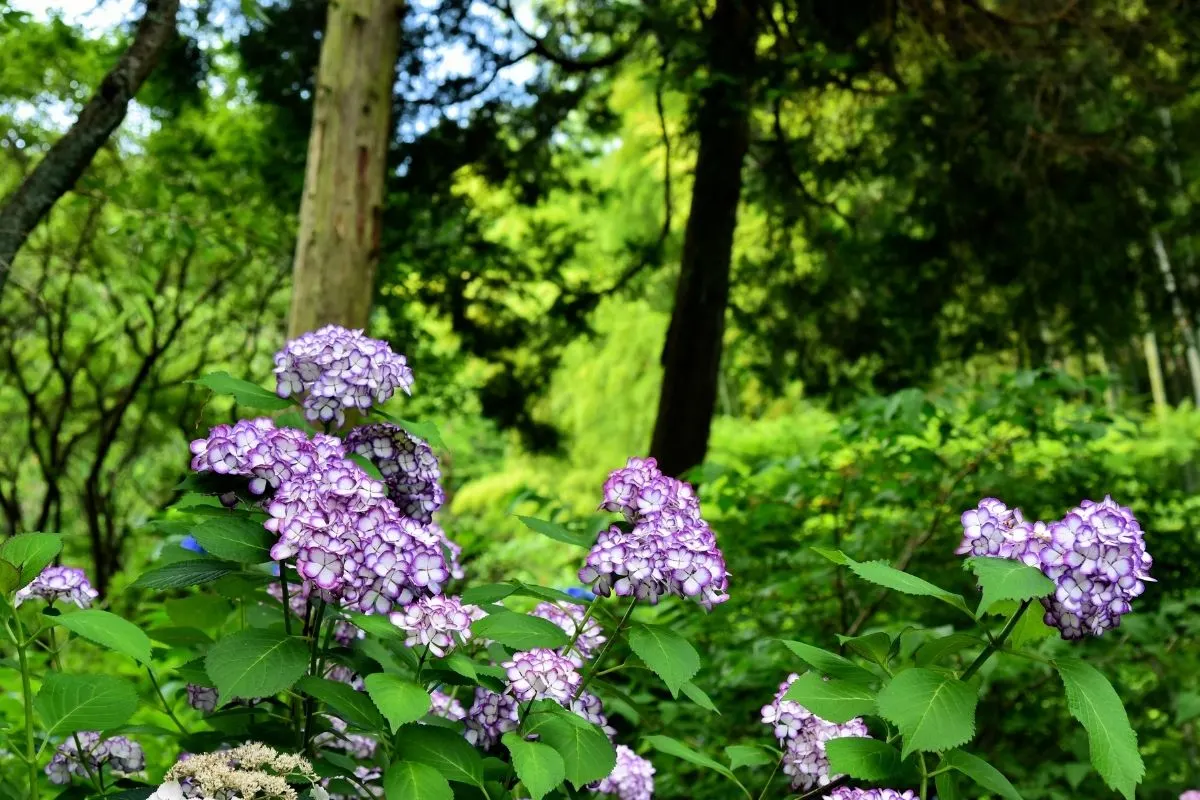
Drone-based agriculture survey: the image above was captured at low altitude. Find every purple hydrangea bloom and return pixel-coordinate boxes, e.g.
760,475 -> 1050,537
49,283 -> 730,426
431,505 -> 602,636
580,457 -> 728,609
956,498 -> 1025,558
389,595 -> 477,657
591,745 -> 655,799
325,663 -> 365,691
464,688 -> 519,750
15,566 -> 98,609
762,674 -> 871,791
824,791 -> 917,800
1180,793 -> 1200,800
430,690 -> 466,721
274,325 -> 414,426
571,691 -> 616,739
314,716 -> 377,760
531,601 -> 606,665
503,648 -> 582,704
344,423 -> 445,523
46,733 -> 144,784
186,685 -> 217,713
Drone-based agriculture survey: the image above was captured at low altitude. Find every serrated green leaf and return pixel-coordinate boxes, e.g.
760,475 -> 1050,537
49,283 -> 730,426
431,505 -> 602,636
503,732 -> 566,800
192,372 -> 292,410
35,673 -> 138,734
0,560 -> 20,596
0,532 -> 62,583
395,724 -> 485,786
383,761 -> 452,800
681,681 -> 720,714
837,632 -> 892,666
941,749 -> 1023,800
460,583 -> 517,605
515,516 -> 594,548
629,624 -> 700,697
526,709 -> 615,788
876,668 -> 977,758
783,672 -> 877,723
914,634 -> 981,667
780,640 -> 877,684
55,610 -> 153,664
825,738 -> 902,781
849,560 -> 971,615
1055,657 -> 1144,799
191,516 -> 275,563
132,559 -> 238,589
965,557 -> 1054,616
725,745 -> 776,770
811,547 -> 852,565
205,630 -> 308,701
471,610 -> 569,650
365,674 -> 430,732
299,676 -> 386,732
345,611 -> 403,641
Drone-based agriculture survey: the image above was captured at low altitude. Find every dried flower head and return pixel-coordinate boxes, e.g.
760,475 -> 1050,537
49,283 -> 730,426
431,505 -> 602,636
162,742 -> 319,799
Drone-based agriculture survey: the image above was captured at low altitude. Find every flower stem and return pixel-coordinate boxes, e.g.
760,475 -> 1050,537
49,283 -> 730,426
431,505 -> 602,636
960,599 -> 1033,681
279,573 -> 293,636
10,614 -> 40,800
755,756 -> 783,800
574,599 -> 637,701
918,752 -> 929,800
147,668 -> 190,735
302,598 -> 328,751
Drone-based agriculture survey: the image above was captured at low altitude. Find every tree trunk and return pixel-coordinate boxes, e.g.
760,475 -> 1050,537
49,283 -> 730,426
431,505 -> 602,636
648,0 -> 756,478
287,0 -> 401,338
0,0 -> 180,302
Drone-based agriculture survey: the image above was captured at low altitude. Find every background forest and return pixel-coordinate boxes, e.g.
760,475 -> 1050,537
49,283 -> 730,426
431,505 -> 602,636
1,0 -> 1199,797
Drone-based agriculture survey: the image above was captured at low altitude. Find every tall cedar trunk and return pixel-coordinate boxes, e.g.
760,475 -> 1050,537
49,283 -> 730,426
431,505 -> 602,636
648,0 -> 756,477
287,0 -> 401,337
0,0 -> 180,302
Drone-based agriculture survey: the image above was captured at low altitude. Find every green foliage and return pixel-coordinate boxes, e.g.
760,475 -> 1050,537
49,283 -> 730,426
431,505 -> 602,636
1054,658 -> 1145,799
394,725 -> 485,787
35,674 -> 139,735
783,672 -> 877,724
470,609 -> 570,650
502,732 -> 565,800
364,674 -> 430,732
384,761 -> 453,800
824,738 -> 902,781
190,516 -> 276,564
876,669 -> 978,758
54,609 -> 153,665
0,533 -> 62,584
204,630 -> 308,702
628,623 -> 700,697
965,558 -> 1055,617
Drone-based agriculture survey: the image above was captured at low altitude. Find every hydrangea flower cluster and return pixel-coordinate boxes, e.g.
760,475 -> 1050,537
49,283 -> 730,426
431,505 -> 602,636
463,688 -> 519,750
430,689 -> 466,721
314,716 -> 377,761
186,684 -> 218,713
46,733 -> 145,784
389,594 -> 479,657
824,790 -> 917,800
15,565 -> 98,608
189,418 -> 450,614
531,601 -> 606,665
591,745 -> 655,800
274,325 -> 414,426
571,691 -> 616,739
580,457 -> 728,609
150,743 -> 321,800
958,495 -> 1153,639
761,674 -> 871,791
344,423 -> 445,523
503,648 -> 582,704
1180,792 -> 1200,800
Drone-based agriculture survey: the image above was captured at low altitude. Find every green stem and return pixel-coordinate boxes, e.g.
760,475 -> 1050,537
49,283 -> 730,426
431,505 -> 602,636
10,615 -> 40,800
147,668 -> 190,735
279,572 -> 293,636
919,752 -> 929,800
755,756 -> 783,800
301,598 -> 328,751
574,599 -> 637,701
960,599 -> 1033,681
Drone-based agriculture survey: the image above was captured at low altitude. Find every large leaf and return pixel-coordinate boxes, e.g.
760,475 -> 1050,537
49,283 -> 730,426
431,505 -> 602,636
825,738 -> 902,781
629,624 -> 700,696
1055,657 -> 1144,799
191,516 -> 275,563
395,724 -> 485,786
515,516 -> 594,548
132,559 -> 239,589
0,532 -> 62,583
849,560 -> 972,615
471,610 -> 569,650
345,611 -> 404,641
526,710 -> 616,788
503,732 -> 566,800
364,674 -> 430,732
383,761 -> 453,800
725,745 -> 777,770
460,583 -> 518,605
914,634 -> 981,667
0,559 -> 21,596
965,557 -> 1054,616
192,372 -> 292,410
681,681 -> 720,714
55,610 -> 153,664
780,640 -> 877,684
875,668 -> 977,757
940,749 -> 1023,800
837,632 -> 892,667
783,672 -> 877,723
643,735 -> 737,782
299,676 -> 386,732
35,673 -> 138,734
205,630 -> 308,701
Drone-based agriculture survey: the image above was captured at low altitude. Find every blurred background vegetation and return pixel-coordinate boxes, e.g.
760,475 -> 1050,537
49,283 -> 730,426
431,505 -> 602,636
1,0 -> 1199,797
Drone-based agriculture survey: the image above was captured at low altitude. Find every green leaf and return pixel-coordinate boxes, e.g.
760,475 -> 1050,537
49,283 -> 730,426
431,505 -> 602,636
811,547 -> 852,565
837,632 -> 892,666
914,634 -> 981,667
1055,657 -> 1144,799
0,559 -> 19,596
0,533 -> 62,583
192,372 -> 292,410
190,516 -> 275,563
935,770 -> 963,800
875,668 -> 978,757
848,560 -> 971,615
471,610 -> 570,650
940,749 -> 1023,800
681,681 -> 720,714
205,630 -> 308,701
725,745 -> 776,770
825,738 -> 902,781
299,676 -> 386,732
1007,607 -> 1056,648
132,559 -> 239,589
55,610 -> 153,664
392,417 -> 445,451
526,709 -> 616,788
515,516 -> 594,548
383,761 -> 453,800
345,611 -> 403,641
364,674 -> 430,732
783,672 -> 877,723
503,732 -> 566,800
643,735 -> 736,782
629,624 -> 700,697
147,626 -> 213,647
779,640 -> 877,684
165,595 -> 232,630
347,453 -> 384,480
395,724 -> 485,786
512,582 -> 587,605
965,557 -> 1054,616
460,583 -> 517,605
35,673 -> 138,734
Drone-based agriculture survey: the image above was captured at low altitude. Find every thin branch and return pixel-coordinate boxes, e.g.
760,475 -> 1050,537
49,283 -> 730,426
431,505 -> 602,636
497,0 -> 642,73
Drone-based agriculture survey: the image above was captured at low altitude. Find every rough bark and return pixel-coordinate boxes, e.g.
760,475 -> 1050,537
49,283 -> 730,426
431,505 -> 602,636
0,0 -> 180,302
287,0 -> 402,337
648,0 -> 757,477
